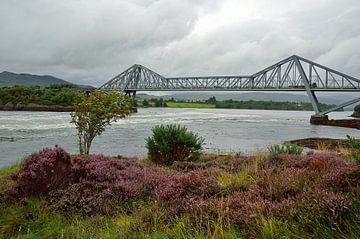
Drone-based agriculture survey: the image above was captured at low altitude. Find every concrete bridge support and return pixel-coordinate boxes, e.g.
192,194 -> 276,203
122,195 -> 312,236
125,90 -> 137,108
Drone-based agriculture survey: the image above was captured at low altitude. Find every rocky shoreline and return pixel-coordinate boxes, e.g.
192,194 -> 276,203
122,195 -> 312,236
310,115 -> 360,129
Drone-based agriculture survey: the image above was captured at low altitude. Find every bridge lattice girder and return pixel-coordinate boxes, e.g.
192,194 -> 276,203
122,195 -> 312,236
100,55 -> 360,92
99,55 -> 360,115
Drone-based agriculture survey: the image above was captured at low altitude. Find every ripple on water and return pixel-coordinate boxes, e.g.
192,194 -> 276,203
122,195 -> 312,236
0,108 -> 357,168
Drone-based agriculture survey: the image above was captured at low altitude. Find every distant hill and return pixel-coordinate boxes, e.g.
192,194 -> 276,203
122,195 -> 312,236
0,71 -> 94,89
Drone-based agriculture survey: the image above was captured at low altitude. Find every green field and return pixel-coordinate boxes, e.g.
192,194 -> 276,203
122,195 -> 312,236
166,102 -> 215,108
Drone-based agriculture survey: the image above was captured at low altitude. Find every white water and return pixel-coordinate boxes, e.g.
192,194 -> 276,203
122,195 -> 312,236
0,108 -> 358,168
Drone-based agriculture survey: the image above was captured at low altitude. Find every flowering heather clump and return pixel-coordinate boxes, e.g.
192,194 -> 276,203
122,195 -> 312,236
171,161 -> 208,172
294,189 -> 353,226
227,155 -> 248,172
256,153 -> 287,173
320,166 -> 360,195
172,160 -> 223,173
306,152 -> 347,172
12,147 -> 71,196
224,191 -> 296,226
51,156 -> 170,216
71,154 -> 143,183
251,167 -> 309,201
156,171 -> 221,214
50,180 -> 117,216
143,167 -> 171,192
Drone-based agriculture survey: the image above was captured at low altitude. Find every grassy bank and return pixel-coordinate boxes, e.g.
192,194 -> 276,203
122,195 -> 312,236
165,101 -> 215,108
0,148 -> 359,239
140,98 -> 340,111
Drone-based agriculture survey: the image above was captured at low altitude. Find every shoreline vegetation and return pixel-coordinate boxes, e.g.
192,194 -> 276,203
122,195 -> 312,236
0,99 -> 340,112
0,104 -> 74,112
0,85 -> 342,112
140,97 -> 341,112
0,138 -> 359,238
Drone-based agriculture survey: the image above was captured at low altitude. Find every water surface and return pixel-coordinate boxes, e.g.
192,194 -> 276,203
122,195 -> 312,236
0,108 -> 357,168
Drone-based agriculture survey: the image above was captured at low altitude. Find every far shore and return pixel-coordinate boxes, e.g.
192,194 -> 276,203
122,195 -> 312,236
0,104 -> 74,112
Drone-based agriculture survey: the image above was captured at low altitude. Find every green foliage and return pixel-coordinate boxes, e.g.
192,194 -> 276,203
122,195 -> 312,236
141,97 -> 338,111
142,99 -> 149,107
346,135 -> 360,163
70,91 -> 133,154
165,101 -> 215,108
146,124 -> 205,165
205,96 -> 217,104
0,84 -> 79,106
146,97 -> 166,107
0,198 -> 132,239
352,104 -> 360,117
216,99 -> 339,111
0,163 -> 20,176
268,143 -> 304,155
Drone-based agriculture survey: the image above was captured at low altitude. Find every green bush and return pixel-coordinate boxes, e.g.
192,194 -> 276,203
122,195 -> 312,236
146,124 -> 205,165
268,143 -> 303,155
346,135 -> 360,163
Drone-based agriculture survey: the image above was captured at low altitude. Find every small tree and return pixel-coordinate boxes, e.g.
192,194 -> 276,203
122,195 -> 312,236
155,98 -> 164,107
142,99 -> 149,107
206,96 -> 217,104
71,90 -> 133,154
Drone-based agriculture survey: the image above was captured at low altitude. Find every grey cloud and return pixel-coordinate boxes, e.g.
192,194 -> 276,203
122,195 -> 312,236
142,0 -> 360,78
0,0 -> 359,86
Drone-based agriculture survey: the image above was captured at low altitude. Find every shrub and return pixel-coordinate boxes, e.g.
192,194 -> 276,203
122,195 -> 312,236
268,143 -> 303,155
11,147 -> 71,196
146,124 -> 205,165
347,135 -> 360,163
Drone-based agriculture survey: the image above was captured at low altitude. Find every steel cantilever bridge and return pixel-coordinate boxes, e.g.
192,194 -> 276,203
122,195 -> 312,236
99,55 -> 360,116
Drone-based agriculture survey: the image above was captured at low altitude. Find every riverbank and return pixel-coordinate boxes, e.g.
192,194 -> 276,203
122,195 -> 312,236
0,104 -> 74,112
288,137 -> 351,152
0,146 -> 359,238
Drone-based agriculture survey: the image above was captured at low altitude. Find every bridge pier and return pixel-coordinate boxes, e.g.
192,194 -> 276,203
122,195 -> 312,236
125,90 -> 137,109
310,114 -> 328,124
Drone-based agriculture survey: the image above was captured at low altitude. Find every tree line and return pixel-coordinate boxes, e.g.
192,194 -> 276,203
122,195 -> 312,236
0,84 -> 78,106
140,96 -> 340,111
215,99 -> 338,111
0,86 -> 343,112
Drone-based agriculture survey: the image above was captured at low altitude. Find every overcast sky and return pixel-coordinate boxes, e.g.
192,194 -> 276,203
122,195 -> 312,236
0,0 -> 359,86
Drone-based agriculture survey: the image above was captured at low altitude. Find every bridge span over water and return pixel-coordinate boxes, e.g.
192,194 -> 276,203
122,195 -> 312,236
99,55 -> 360,116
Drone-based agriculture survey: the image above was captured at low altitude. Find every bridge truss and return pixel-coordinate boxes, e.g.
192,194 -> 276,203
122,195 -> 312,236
99,55 -> 360,115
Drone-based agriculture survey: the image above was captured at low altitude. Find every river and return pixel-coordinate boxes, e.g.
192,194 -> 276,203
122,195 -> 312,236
0,108 -> 358,168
